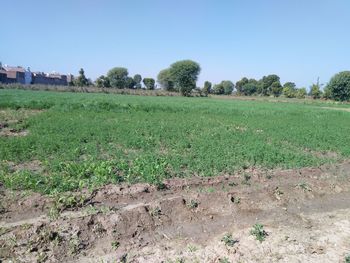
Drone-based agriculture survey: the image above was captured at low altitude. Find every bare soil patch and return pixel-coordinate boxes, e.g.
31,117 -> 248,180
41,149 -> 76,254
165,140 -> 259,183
0,161 -> 350,262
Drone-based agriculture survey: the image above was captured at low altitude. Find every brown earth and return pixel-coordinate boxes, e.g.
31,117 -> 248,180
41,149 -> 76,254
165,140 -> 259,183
0,161 -> 350,262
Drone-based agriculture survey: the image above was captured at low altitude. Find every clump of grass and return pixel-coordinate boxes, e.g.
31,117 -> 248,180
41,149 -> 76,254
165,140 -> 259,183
345,254 -> 350,263
250,223 -> 268,242
221,233 -> 238,247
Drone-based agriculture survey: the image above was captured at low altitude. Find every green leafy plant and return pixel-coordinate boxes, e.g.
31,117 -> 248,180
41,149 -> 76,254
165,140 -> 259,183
221,233 -> 238,247
250,223 -> 268,242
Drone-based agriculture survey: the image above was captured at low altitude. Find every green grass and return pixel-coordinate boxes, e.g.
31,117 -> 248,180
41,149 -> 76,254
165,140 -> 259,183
1,89 -> 350,194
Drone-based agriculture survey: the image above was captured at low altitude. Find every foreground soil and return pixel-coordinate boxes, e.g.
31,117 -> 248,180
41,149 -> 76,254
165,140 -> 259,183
1,161 -> 350,262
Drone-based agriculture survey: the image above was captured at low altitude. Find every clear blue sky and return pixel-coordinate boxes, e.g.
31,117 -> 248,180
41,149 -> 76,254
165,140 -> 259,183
1,0 -> 349,88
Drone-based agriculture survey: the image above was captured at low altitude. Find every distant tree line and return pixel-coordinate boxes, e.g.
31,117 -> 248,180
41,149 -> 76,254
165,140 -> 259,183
71,62 -> 350,101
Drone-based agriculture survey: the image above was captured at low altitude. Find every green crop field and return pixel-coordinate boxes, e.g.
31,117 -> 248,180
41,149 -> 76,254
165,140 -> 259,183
1,89 -> 350,194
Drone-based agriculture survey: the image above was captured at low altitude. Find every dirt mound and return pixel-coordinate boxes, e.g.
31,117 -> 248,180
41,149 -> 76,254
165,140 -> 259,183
1,161 -> 350,262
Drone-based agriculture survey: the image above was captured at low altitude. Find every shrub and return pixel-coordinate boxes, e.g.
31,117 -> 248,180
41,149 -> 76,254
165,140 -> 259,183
296,88 -> 307,99
326,71 -> 350,101
309,81 -> 323,99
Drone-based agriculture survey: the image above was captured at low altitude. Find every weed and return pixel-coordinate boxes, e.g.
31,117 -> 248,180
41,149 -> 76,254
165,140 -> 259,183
296,182 -> 312,192
68,236 -> 80,255
241,173 -> 251,185
230,196 -> 241,204
149,206 -> 161,217
187,244 -> 198,252
111,241 -> 120,249
221,233 -> 238,247
186,199 -> 199,209
250,223 -> 268,242
228,182 -> 238,187
345,254 -> 350,263
219,257 -> 230,263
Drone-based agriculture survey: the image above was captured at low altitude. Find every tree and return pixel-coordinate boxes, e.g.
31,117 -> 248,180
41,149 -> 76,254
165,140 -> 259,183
326,71 -> 350,101
74,68 -> 89,87
134,74 -> 142,89
107,67 -> 129,89
258,74 -> 280,96
222,80 -> 234,95
242,82 -> 258,96
236,77 -> 249,95
157,69 -> 174,91
203,81 -> 212,95
165,60 -> 201,96
283,82 -> 297,98
125,77 -> 136,89
271,81 -> 283,97
213,83 -> 224,95
143,78 -> 155,90
95,75 -> 110,88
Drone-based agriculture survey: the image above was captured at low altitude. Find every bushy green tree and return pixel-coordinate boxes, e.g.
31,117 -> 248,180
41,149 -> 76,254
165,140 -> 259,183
213,83 -> 224,95
271,81 -> 283,97
236,77 -> 249,95
212,80 -> 234,95
143,78 -> 155,90
258,74 -> 280,96
74,68 -> 89,87
241,79 -> 259,96
95,75 -> 111,88
125,77 -> 136,89
168,60 -> 201,96
326,71 -> 350,101
157,69 -> 174,91
222,80 -> 234,95
133,74 -> 142,89
107,67 -> 129,89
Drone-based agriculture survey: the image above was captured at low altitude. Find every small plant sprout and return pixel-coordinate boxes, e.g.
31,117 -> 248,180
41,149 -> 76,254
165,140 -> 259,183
250,223 -> 268,242
221,233 -> 238,247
